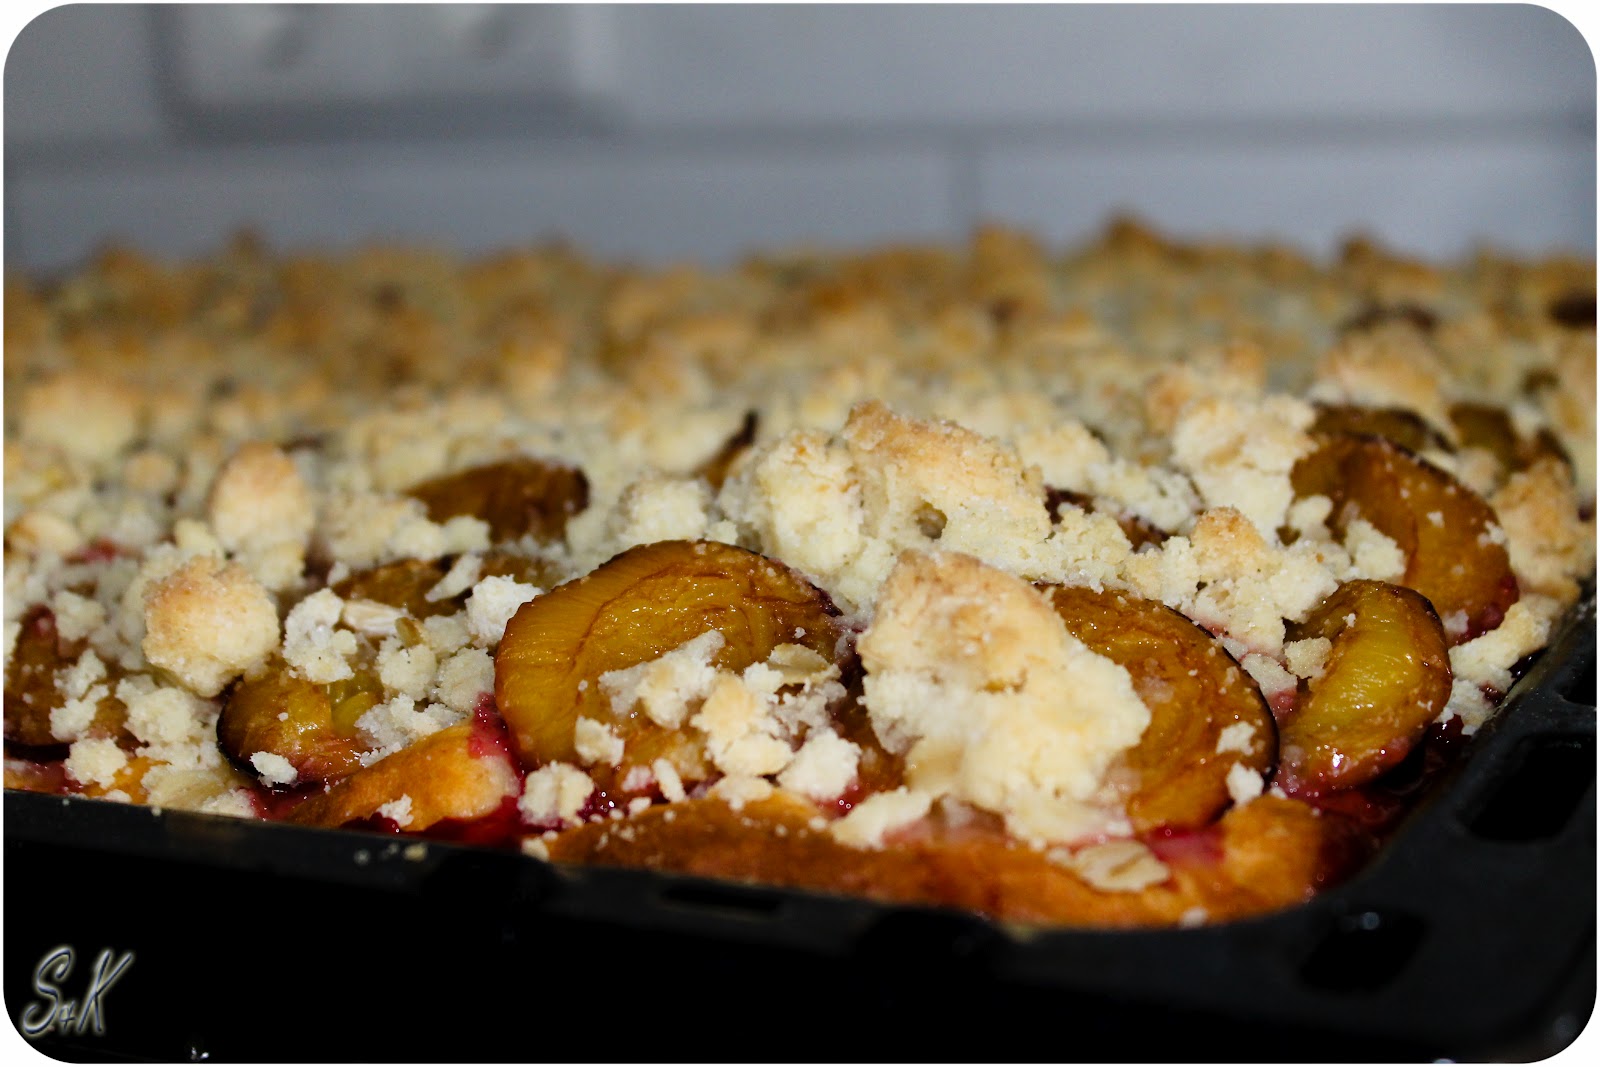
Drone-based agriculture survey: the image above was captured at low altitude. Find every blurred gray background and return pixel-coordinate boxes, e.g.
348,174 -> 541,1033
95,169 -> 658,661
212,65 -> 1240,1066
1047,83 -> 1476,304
4,3 -> 1595,273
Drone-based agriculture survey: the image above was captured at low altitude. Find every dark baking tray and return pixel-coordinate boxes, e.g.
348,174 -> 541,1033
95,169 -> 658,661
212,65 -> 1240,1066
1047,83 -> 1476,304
6,594 -> 1594,1063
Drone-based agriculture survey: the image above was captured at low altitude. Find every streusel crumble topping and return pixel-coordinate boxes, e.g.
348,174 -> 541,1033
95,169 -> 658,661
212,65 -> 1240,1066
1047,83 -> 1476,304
5,218 -> 1594,925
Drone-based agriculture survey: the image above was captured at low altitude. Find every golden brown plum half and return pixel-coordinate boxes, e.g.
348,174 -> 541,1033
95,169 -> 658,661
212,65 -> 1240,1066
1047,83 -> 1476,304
494,540 -> 844,796
1309,404 -> 1449,455
284,713 -> 521,833
332,558 -> 453,619
1448,401 -> 1569,476
4,605 -> 127,749
1276,579 -> 1452,797
331,550 -> 565,620
1291,432 -> 1518,641
405,456 -> 588,543
1041,584 -> 1276,832
218,656 -> 381,786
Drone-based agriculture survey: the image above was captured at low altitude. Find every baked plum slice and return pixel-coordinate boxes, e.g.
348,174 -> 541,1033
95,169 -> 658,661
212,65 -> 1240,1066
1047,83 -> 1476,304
218,657 -> 380,786
332,550 -> 563,619
332,558 -> 453,619
698,410 -> 757,491
404,456 -> 588,543
1290,431 -> 1518,641
1448,401 -> 1569,476
223,549 -> 565,787
1275,579 -> 1452,797
284,710 -> 521,833
540,788 -> 1334,927
4,605 -> 128,749
494,539 -> 844,795
1309,404 -> 1449,455
1040,584 -> 1276,832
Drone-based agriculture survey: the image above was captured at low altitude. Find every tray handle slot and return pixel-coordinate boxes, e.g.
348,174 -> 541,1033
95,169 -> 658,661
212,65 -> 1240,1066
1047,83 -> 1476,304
1297,908 -> 1426,994
1460,733 -> 1594,842
657,881 -> 787,920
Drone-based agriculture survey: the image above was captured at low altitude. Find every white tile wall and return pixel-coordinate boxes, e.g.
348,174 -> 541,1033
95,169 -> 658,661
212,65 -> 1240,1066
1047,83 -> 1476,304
977,135 -> 1598,260
5,141 -> 957,269
3,4 -> 170,146
3,4 -> 1595,272
616,4 -> 1595,127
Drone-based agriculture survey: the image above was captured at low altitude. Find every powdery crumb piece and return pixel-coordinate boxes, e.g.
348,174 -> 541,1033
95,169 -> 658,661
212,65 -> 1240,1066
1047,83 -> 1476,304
197,788 -> 259,820
123,448 -> 180,497
1437,676 -> 1495,735
858,550 -> 1148,846
465,574 -> 541,646
518,763 -> 594,827
49,652 -> 109,742
250,751 -> 299,787
651,758 -> 687,803
64,737 -> 128,789
764,643 -> 834,686
574,717 -> 626,766
722,400 -> 1067,613
7,510 -> 85,557
1179,907 -> 1210,928
627,796 -> 653,815
1225,762 -> 1265,805
205,441 -> 314,559
376,636 -> 438,700
142,555 -> 280,697
1449,596 -> 1558,695
432,652 -> 492,716
599,629 -> 725,729
1142,341 -> 1270,435
115,677 -> 212,754
1051,839 -> 1171,893
776,729 -> 860,802
521,837 -> 552,861
1169,394 -> 1314,538
619,764 -> 655,793
601,473 -> 713,557
1215,720 -> 1261,756
1342,518 -> 1407,582
1490,458 -> 1596,601
1124,506 -> 1339,657
419,613 -> 473,657
708,774 -> 775,811
342,598 -> 406,638
50,688 -> 107,743
692,674 -> 794,777
282,588 -> 358,684
426,552 -> 483,603
376,794 -> 414,828
1284,637 -> 1333,681
717,428 -> 867,601
18,369 -> 140,462
355,696 -> 462,765
829,787 -> 935,849
1239,653 -> 1296,705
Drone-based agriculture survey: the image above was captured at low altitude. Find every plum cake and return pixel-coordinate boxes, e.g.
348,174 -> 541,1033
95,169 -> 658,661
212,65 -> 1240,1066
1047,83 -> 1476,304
4,219 -> 1594,928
